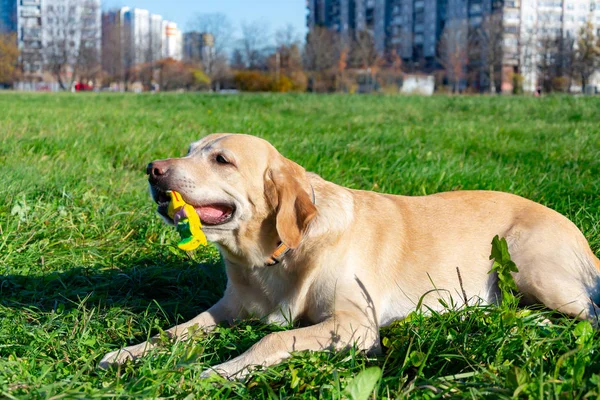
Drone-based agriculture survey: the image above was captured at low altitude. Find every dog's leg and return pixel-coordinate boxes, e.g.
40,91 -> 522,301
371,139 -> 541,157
201,311 -> 380,379
99,297 -> 236,368
514,258 -> 600,325
521,276 -> 600,324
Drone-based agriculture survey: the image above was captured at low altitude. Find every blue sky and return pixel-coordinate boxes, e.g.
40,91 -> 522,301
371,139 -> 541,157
103,0 -> 307,37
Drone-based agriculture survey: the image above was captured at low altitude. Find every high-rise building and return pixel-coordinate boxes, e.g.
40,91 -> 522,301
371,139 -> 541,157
2,0 -> 43,76
162,20 -> 182,60
1,0 -> 100,79
42,0 -> 102,73
122,8 -> 150,67
518,0 -> 600,91
149,14 -> 163,62
183,31 -> 214,65
307,0 -> 381,45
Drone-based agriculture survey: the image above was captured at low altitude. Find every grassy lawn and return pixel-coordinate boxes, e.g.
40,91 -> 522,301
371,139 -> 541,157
1,93 -> 599,398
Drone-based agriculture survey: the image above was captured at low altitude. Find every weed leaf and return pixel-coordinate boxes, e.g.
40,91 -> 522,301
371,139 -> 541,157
573,320 -> 594,346
343,366 -> 381,400
489,235 -> 520,306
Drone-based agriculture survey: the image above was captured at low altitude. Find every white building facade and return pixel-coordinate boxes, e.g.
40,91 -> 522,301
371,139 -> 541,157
162,20 -> 182,60
0,0 -> 101,81
122,7 -> 150,66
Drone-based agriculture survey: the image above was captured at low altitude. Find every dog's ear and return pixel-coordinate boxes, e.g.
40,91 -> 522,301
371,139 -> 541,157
265,160 -> 317,249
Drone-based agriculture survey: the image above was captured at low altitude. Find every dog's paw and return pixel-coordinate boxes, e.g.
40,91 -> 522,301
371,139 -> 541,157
200,361 -> 253,381
99,349 -> 132,369
98,343 -> 148,369
199,367 -> 222,379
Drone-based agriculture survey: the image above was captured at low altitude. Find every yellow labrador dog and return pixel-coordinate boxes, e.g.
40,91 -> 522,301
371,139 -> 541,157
100,133 -> 600,378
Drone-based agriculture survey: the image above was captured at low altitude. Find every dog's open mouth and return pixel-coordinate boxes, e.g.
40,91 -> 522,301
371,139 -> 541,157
153,187 -> 235,226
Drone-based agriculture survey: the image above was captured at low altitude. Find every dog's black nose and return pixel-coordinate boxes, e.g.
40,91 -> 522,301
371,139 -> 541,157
147,160 -> 170,182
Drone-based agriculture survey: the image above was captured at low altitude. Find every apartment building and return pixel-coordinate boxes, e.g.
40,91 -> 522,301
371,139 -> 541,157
306,0 -> 380,45
183,31 -> 214,65
149,13 -> 163,62
162,20 -> 182,60
122,8 -> 150,66
519,0 -> 600,91
1,0 -> 43,76
43,0 -> 102,71
1,0 -> 101,79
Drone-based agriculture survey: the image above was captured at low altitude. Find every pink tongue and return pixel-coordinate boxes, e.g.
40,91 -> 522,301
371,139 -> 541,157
196,205 -> 228,225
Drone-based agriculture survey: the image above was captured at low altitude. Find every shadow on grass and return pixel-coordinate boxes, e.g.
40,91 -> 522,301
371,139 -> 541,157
0,257 -> 227,321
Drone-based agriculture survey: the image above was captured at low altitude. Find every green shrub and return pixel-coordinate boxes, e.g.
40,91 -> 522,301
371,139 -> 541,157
512,73 -> 524,95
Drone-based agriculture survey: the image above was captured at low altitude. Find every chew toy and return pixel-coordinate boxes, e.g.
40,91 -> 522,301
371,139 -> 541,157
167,190 -> 208,251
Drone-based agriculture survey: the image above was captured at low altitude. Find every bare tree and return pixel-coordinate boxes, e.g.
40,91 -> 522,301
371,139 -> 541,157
44,0 -> 101,90
237,21 -> 271,70
387,48 -> 403,72
304,26 -> 341,72
188,13 -> 233,80
438,21 -> 468,93
275,24 -> 301,49
349,30 -> 380,69
230,49 -> 245,70
101,13 -> 124,84
469,13 -> 503,93
573,20 -> 600,92
518,27 -> 538,92
303,27 -> 342,92
536,33 -> 559,93
269,25 -> 303,74
266,25 -> 305,89
555,34 -> 575,91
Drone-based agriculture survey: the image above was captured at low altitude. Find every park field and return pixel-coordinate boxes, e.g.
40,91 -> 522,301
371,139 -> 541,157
0,93 -> 600,398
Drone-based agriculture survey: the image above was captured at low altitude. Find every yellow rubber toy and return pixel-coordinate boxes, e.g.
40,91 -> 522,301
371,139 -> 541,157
167,190 -> 208,251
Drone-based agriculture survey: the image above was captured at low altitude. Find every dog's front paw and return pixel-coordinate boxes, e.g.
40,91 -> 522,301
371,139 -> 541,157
98,342 -> 149,369
199,367 -> 222,379
200,361 -> 252,381
99,349 -> 134,369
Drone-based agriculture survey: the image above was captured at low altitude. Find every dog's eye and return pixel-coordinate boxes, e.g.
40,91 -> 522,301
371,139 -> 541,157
215,154 -> 229,164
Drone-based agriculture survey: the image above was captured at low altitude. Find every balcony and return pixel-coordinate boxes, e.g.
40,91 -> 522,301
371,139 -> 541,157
21,9 -> 41,17
22,29 -> 41,40
22,41 -> 41,50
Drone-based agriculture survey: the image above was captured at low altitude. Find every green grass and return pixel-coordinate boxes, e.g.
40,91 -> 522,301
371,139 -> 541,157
1,93 -> 599,399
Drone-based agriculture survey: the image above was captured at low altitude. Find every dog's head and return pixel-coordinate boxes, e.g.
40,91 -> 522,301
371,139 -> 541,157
147,134 -> 317,262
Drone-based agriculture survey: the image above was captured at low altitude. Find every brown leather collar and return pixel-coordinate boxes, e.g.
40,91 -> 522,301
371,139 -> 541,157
265,184 -> 316,266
